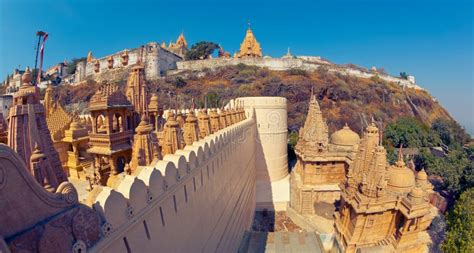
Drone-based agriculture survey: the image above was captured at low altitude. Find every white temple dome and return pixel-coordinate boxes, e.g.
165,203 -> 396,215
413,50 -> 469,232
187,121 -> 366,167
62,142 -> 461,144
330,124 -> 360,146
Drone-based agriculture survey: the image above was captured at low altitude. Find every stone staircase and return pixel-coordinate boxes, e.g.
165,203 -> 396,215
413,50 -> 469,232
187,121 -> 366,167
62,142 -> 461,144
239,231 -> 324,253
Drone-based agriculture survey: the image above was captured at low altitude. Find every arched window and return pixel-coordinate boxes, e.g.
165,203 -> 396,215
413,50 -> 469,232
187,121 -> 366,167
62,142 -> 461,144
113,113 -> 124,133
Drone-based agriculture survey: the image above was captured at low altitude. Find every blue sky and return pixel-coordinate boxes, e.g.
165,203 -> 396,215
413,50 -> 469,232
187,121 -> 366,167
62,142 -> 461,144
1,0 -> 472,134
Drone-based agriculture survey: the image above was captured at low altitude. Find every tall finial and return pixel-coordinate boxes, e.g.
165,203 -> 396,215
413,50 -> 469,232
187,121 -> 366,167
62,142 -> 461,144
247,20 -> 251,29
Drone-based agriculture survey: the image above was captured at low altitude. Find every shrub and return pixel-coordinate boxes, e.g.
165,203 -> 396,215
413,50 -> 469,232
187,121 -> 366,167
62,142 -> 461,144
173,77 -> 187,88
287,68 -> 308,77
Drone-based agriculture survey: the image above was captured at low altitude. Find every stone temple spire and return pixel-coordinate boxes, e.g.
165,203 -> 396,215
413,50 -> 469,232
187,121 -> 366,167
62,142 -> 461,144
130,115 -> 160,173
183,110 -> 200,146
125,64 -> 148,122
209,109 -> 221,133
162,110 -> 182,156
296,92 -> 329,153
198,109 -> 212,138
236,23 -> 262,58
8,68 -> 67,191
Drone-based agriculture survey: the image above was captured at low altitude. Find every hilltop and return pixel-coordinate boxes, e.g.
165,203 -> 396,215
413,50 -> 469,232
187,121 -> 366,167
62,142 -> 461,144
54,64 -> 453,135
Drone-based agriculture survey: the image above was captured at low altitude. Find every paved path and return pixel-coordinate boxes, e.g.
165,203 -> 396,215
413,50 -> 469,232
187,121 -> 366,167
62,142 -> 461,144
239,231 -> 324,253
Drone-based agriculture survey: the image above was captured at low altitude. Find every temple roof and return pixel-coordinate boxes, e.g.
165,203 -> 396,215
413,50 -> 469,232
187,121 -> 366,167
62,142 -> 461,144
175,32 -> 188,48
330,123 -> 360,146
295,94 -> 329,152
88,83 -> 132,111
237,26 -> 262,58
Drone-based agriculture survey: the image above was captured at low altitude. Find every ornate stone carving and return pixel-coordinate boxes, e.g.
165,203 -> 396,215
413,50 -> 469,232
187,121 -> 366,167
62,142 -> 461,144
56,182 -> 79,204
101,222 -> 113,237
72,240 -> 87,253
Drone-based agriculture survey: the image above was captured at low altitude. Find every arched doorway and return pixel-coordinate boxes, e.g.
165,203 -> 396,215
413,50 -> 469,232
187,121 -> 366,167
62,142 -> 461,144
116,156 -> 126,173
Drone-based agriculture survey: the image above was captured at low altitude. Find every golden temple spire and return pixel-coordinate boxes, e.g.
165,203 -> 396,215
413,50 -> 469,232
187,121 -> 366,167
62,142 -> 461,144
87,51 -> 94,63
183,110 -> 200,146
236,22 -> 262,58
162,110 -> 182,156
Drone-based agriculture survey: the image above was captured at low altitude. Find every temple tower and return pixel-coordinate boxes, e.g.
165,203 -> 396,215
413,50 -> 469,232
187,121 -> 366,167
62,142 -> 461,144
183,110 -> 200,146
162,110 -> 182,156
7,68 -> 67,190
209,109 -> 221,133
335,124 -> 435,253
87,83 -> 133,186
130,115 -> 160,173
62,118 -> 92,179
236,25 -> 262,58
167,32 -> 189,58
198,109 -> 211,138
219,108 -> 228,129
290,95 -> 359,216
125,64 -> 148,126
148,93 -> 165,132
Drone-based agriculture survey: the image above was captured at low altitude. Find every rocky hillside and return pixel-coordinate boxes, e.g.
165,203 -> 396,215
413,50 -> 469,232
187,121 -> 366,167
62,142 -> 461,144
54,64 -> 453,134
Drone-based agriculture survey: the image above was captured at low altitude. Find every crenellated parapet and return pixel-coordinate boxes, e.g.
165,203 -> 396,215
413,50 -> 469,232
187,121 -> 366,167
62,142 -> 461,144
87,108 -> 256,252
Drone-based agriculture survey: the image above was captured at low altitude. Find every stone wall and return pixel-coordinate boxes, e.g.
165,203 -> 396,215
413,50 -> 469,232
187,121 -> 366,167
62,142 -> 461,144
176,57 -> 423,90
75,42 -> 181,84
89,113 -> 257,253
0,95 -> 13,120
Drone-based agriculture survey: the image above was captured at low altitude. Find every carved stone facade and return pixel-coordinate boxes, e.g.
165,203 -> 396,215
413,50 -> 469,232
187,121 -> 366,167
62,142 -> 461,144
334,122 -> 435,253
87,83 -> 134,187
129,115 -> 160,174
7,68 -> 67,191
166,32 -> 189,58
125,64 -> 148,126
236,26 -> 262,58
290,94 -> 359,215
62,118 -> 93,179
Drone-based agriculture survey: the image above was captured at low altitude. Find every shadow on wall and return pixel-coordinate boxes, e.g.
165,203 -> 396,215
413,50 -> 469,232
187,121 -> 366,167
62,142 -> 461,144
237,129 -> 275,253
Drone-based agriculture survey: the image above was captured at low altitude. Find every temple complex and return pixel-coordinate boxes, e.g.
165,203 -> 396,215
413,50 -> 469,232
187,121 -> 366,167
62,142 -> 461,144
87,83 -> 134,186
62,118 -> 93,179
7,68 -> 67,191
334,121 -> 435,252
44,85 -> 74,168
129,115 -> 160,174
290,94 -> 359,217
148,93 -> 165,132
125,63 -> 148,126
236,25 -> 262,58
167,32 -> 189,58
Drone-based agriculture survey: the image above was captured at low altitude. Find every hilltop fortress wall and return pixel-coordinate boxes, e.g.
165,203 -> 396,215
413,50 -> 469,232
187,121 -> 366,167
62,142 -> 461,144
74,42 -> 181,84
176,57 -> 423,90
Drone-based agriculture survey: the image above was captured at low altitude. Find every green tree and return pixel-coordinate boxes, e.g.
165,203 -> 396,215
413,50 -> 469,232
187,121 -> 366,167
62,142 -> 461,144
383,117 -> 440,148
441,188 -> 474,253
431,118 -> 471,147
400,72 -> 408,79
205,92 -> 221,108
173,76 -> 187,88
185,41 -> 219,60
415,148 -> 472,195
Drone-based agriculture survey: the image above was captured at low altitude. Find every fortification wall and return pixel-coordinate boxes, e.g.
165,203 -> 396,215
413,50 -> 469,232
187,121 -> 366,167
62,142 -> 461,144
89,114 -> 257,253
75,43 -> 181,84
236,97 -> 288,182
176,57 -> 423,90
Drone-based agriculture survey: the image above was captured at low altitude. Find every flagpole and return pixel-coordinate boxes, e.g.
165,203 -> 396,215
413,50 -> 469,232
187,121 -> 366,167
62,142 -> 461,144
33,31 -> 45,86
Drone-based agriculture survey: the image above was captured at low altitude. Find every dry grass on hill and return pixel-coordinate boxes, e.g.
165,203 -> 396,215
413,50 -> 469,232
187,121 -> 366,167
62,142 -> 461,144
54,64 -> 452,133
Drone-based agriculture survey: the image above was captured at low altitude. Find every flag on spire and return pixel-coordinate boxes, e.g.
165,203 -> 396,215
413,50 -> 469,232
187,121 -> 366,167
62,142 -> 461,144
37,32 -> 48,85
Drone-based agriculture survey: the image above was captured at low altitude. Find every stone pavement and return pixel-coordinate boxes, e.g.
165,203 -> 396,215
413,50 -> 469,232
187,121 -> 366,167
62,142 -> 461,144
239,231 -> 324,253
